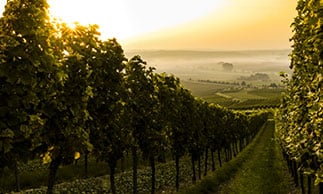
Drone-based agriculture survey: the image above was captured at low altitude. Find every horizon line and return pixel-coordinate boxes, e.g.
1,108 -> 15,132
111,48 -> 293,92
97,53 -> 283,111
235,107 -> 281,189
124,48 -> 292,53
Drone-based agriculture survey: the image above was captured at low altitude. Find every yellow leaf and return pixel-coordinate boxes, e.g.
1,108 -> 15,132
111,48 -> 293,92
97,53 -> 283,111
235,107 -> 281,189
42,152 -> 52,164
48,146 -> 54,151
74,152 -> 81,160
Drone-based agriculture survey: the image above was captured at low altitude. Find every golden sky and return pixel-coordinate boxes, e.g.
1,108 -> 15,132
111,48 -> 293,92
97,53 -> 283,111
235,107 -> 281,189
0,0 -> 297,50
123,0 -> 297,50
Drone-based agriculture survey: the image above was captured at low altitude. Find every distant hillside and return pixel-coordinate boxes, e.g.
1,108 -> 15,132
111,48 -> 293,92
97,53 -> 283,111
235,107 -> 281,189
125,49 -> 292,82
125,49 -> 291,60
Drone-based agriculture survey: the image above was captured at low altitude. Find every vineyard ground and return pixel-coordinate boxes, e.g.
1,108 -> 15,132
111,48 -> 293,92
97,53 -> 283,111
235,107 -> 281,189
179,120 -> 300,194
216,120 -> 298,193
2,120 -> 280,193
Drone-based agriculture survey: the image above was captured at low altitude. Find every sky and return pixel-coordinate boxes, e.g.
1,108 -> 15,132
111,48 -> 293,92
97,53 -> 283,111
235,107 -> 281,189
0,0 -> 297,50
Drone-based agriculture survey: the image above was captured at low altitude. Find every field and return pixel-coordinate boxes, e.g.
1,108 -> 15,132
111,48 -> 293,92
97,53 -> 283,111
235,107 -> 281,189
126,49 -> 290,109
181,80 -> 284,109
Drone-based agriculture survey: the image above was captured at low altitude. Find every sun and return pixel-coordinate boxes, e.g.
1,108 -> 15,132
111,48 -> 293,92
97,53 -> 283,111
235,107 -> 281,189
48,0 -> 226,41
0,0 -> 226,42
48,0 -> 131,40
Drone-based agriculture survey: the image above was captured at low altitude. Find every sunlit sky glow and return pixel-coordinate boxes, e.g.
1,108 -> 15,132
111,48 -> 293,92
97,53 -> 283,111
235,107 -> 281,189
0,0 -> 297,50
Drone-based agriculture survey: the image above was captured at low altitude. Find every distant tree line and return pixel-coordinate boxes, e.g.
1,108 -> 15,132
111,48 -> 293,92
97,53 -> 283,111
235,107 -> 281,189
238,73 -> 270,81
197,79 -> 241,86
196,79 -> 282,89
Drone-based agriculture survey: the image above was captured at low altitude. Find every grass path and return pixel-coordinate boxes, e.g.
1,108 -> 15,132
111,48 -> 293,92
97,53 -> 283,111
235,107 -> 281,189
216,119 -> 299,194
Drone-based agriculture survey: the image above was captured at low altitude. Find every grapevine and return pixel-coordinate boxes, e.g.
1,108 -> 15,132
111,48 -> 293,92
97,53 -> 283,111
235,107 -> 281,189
277,0 -> 323,191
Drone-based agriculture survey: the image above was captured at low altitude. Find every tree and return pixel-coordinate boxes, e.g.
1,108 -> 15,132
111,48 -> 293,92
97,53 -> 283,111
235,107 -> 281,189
222,63 -> 233,72
154,73 -> 184,191
207,104 -> 224,170
178,90 -> 201,184
269,83 -> 278,88
38,23 -> 96,194
0,0 -> 59,191
277,0 -> 323,190
193,100 -> 207,180
199,102 -> 212,176
125,56 -> 152,194
87,34 -> 127,194
125,56 -> 168,194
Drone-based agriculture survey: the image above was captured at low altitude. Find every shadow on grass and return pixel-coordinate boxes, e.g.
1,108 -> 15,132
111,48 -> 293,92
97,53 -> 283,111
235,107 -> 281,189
177,121 -> 268,194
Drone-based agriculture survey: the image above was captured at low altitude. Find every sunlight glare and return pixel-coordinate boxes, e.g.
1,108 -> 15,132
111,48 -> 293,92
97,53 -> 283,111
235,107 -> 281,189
48,0 -> 131,40
0,0 -> 225,41
48,0 -> 225,41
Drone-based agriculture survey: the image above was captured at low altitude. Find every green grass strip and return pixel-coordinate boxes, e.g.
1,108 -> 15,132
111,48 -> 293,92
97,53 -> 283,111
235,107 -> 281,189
180,120 -> 290,194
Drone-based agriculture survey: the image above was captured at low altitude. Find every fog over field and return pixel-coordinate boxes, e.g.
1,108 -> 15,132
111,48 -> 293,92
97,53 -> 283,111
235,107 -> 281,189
125,49 -> 291,83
